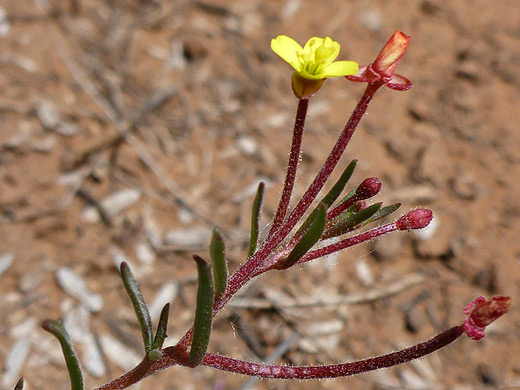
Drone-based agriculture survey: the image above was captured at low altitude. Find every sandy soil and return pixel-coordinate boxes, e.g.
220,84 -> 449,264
1,1 -> 519,389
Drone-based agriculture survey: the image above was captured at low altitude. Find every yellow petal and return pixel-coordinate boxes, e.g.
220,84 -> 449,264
315,37 -> 340,63
302,37 -> 325,55
271,35 -> 303,72
319,61 -> 359,78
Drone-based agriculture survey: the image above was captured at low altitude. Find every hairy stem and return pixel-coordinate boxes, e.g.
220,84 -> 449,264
95,83 -> 382,389
266,83 -> 381,247
202,326 -> 464,379
268,98 -> 309,238
97,325 -> 463,389
299,221 -> 398,264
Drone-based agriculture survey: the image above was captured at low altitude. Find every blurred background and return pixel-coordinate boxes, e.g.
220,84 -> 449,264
0,1 -> 519,389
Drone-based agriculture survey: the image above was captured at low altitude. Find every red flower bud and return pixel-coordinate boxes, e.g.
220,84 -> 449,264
372,31 -> 410,78
395,208 -> 433,230
463,296 -> 511,340
355,177 -> 382,200
347,31 -> 413,91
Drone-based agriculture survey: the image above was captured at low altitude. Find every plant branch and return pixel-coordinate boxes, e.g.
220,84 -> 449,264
268,97 -> 309,238
202,326 -> 464,379
299,221 -> 398,264
170,83 -> 382,352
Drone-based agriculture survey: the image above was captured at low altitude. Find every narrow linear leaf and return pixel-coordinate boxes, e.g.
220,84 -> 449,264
210,228 -> 228,300
321,160 -> 357,207
42,319 -> 84,390
151,303 -> 170,351
248,181 -> 265,257
13,377 -> 24,390
120,262 -> 153,353
282,204 -> 327,269
362,203 -> 401,227
333,188 -> 357,208
323,203 -> 382,239
189,255 -> 214,367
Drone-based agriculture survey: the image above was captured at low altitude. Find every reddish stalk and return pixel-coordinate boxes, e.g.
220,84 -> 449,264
203,326 -> 464,379
299,221 -> 398,264
268,97 -> 309,238
95,294 -> 510,388
265,82 -> 382,247
98,325 -> 463,389
297,208 -> 433,265
108,82 -> 384,369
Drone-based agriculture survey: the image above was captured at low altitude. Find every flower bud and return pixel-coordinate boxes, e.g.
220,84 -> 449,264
372,31 -> 410,78
463,296 -> 511,340
346,30 -> 413,91
395,208 -> 433,230
355,177 -> 382,200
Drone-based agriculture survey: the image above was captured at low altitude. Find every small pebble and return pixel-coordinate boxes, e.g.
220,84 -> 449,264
102,189 -> 141,217
83,335 -> 106,378
163,227 -> 211,249
2,339 -> 31,388
0,6 -> 10,37
36,101 -> 60,130
55,122 -> 79,137
236,136 -> 258,156
149,282 -> 179,322
63,303 -> 91,343
136,240 -> 155,265
0,252 -> 14,277
56,267 -> 104,313
355,259 -> 374,286
100,334 -> 141,371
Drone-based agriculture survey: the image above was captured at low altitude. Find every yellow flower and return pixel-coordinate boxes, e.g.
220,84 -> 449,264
271,35 -> 358,80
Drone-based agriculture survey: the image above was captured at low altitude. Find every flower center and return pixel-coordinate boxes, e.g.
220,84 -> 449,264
297,41 -> 336,76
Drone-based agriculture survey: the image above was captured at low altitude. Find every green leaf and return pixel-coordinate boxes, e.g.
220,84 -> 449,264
42,320 -> 84,390
333,188 -> 357,208
321,160 -> 357,207
151,303 -> 170,351
13,377 -> 24,390
210,228 -> 228,300
282,204 -> 327,269
248,181 -> 265,257
323,203 -> 382,239
120,262 -> 153,353
189,255 -> 214,367
362,203 -> 401,226
294,161 -> 357,240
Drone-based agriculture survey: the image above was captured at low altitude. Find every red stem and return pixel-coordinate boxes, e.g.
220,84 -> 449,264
299,221 -> 398,264
268,98 -> 309,238
97,326 -> 463,388
177,83 -> 382,347
95,83 -> 382,389
203,326 -> 463,379
327,198 -> 358,220
266,83 -> 381,246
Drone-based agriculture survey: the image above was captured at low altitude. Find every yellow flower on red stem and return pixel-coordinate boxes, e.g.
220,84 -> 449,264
271,35 -> 358,80
271,35 -> 358,98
